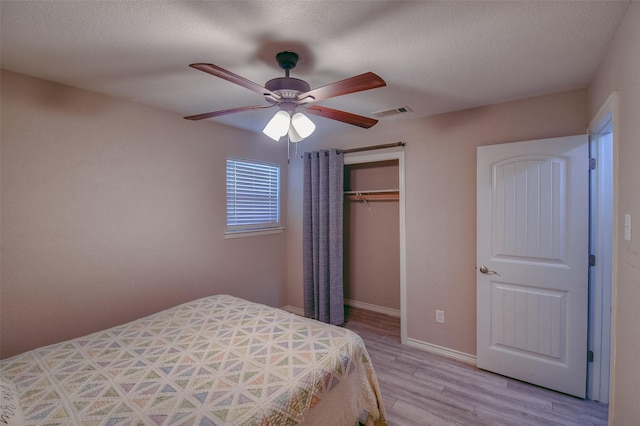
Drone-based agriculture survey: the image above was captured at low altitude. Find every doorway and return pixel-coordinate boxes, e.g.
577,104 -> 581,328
587,93 -> 616,403
475,92 -> 616,400
476,135 -> 590,398
343,150 -> 407,343
344,160 -> 400,317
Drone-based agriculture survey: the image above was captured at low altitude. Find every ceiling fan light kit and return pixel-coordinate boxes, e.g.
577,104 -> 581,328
263,110 -> 292,141
185,51 -> 386,143
263,111 -> 316,142
290,112 -> 315,139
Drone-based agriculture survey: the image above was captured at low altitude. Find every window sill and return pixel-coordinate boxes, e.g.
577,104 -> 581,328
224,227 -> 285,239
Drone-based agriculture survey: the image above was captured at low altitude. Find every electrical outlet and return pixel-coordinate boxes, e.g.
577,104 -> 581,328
436,310 -> 445,324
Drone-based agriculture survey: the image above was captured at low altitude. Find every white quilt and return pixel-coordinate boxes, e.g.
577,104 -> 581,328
1,294 -> 386,425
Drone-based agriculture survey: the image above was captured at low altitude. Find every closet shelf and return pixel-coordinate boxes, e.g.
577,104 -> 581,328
344,189 -> 399,201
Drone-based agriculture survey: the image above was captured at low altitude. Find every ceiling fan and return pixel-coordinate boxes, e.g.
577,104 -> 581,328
184,51 -> 386,142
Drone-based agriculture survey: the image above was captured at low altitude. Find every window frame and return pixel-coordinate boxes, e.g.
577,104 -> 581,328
224,157 -> 283,239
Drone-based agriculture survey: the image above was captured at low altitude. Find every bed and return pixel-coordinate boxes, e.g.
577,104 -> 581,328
0,294 -> 386,425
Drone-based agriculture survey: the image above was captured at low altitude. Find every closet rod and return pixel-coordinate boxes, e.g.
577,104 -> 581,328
344,189 -> 399,195
346,193 -> 399,201
337,142 -> 404,154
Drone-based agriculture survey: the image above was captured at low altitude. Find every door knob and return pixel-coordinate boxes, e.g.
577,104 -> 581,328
478,266 -> 499,275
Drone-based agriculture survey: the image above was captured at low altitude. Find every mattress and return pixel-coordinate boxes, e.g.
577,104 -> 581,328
1,294 -> 386,425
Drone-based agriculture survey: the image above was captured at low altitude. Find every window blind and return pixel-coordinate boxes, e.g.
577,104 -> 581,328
226,158 -> 280,230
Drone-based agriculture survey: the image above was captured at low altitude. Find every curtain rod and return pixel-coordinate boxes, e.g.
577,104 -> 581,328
337,142 -> 404,154
301,142 -> 405,159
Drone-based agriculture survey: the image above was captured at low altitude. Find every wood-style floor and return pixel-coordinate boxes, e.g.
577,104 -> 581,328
342,306 -> 609,426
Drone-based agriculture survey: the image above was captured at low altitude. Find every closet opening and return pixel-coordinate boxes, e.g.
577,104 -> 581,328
343,151 -> 407,343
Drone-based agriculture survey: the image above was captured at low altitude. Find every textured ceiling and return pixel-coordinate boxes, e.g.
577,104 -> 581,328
0,1 -> 630,137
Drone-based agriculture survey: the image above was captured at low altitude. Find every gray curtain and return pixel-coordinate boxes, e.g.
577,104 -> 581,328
303,149 -> 344,325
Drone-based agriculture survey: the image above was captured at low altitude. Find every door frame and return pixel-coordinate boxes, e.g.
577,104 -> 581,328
587,91 -> 618,403
343,150 -> 407,344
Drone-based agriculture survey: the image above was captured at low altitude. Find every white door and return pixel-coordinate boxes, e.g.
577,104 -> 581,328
476,135 -> 589,398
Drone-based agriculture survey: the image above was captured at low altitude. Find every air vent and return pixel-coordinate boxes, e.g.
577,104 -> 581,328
372,105 -> 413,118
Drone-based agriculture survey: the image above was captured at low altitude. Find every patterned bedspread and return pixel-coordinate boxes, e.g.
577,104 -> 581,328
1,295 -> 386,425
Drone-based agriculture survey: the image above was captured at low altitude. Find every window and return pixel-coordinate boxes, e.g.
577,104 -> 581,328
225,158 -> 281,237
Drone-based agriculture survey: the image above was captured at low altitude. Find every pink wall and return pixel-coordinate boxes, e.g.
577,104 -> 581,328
588,2 -> 640,423
287,89 -> 588,356
0,71 -> 289,358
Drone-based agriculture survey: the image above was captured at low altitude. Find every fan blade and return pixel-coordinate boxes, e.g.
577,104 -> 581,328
297,72 -> 385,103
302,105 -> 378,129
184,104 -> 274,121
189,63 -> 281,100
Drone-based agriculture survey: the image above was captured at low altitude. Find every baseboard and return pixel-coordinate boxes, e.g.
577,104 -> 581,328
281,305 -> 304,316
406,337 -> 477,365
344,299 -> 401,318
